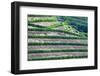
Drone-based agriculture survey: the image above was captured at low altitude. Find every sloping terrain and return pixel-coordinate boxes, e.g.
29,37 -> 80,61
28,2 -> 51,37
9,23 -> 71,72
28,15 -> 88,61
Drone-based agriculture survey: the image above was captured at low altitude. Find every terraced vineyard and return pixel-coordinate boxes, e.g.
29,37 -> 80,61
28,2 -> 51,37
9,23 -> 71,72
28,15 -> 88,61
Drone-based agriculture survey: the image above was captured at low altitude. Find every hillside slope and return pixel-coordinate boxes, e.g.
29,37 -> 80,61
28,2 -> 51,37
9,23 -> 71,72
28,15 -> 88,61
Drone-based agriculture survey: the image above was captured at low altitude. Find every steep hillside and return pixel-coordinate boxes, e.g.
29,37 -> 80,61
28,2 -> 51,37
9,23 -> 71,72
28,15 -> 88,61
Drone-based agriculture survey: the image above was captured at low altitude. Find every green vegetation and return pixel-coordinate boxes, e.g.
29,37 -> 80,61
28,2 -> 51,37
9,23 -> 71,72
28,49 -> 88,53
28,42 -> 87,46
28,18 -> 87,38
28,56 -> 88,61
27,15 -> 88,61
29,17 -> 57,23
64,16 -> 88,33
28,35 -> 87,39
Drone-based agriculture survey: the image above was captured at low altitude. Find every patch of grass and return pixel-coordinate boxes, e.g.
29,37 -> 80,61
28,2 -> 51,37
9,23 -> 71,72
28,49 -> 88,53
28,28 -> 84,37
28,35 -> 87,40
29,17 -> 57,22
28,42 -> 87,46
28,56 -> 88,61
